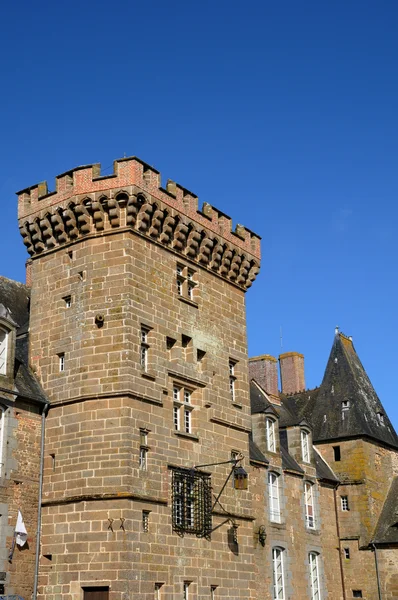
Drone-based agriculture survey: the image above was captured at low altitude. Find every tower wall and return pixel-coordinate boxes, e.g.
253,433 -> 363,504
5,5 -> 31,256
18,158 -> 261,600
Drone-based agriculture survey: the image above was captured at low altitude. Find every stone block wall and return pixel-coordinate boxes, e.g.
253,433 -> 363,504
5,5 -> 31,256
0,400 -> 42,598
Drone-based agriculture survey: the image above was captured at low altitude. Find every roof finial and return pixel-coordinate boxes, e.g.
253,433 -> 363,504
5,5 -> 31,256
335,325 -> 340,335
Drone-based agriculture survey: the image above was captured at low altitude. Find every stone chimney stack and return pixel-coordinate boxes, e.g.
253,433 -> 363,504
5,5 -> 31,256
249,354 -> 279,398
279,352 -> 305,394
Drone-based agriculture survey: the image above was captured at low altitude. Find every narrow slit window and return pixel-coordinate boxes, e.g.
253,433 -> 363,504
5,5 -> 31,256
333,446 -> 341,461
140,326 -> 150,371
343,548 -> 350,559
341,496 -> 349,511
142,510 -> 150,532
304,482 -> 316,529
268,472 -> 281,523
58,353 -> 65,372
63,295 -> 72,308
229,360 -> 237,401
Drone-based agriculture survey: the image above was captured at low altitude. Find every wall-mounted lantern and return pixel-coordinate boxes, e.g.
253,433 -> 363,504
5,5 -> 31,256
233,465 -> 248,490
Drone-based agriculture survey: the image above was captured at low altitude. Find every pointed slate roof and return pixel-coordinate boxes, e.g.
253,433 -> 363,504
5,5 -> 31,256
308,333 -> 398,449
372,477 -> 398,545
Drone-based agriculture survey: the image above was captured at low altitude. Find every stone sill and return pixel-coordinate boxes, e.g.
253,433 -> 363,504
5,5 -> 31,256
178,296 -> 199,309
269,521 -> 286,530
174,431 -> 199,442
306,527 -> 321,536
141,370 -> 156,381
232,401 -> 243,409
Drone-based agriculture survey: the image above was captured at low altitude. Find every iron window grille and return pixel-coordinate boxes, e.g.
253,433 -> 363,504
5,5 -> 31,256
172,467 -> 212,537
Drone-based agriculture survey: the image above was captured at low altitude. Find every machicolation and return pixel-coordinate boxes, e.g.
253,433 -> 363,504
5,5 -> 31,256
17,156 -> 261,290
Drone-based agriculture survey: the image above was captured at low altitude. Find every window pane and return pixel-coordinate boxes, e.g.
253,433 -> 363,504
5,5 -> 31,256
0,330 -> 7,375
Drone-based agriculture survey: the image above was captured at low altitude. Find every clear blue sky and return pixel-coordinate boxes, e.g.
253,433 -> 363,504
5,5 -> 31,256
1,1 -> 398,429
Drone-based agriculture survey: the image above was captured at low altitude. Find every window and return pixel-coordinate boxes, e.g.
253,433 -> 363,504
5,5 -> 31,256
333,446 -> 341,462
352,592 -> 363,598
272,547 -> 285,600
171,468 -> 212,536
58,353 -> 65,372
342,400 -> 350,420
229,360 -> 237,401
343,548 -> 350,560
210,586 -> 217,600
266,418 -> 276,452
176,264 -> 197,301
173,386 -> 193,434
377,412 -> 385,426
309,552 -> 321,600
268,472 -> 281,523
0,407 -> 5,477
183,582 -> 190,600
142,510 -> 150,532
304,482 -> 316,529
154,583 -> 163,600
301,429 -> 310,463
341,496 -> 349,511
63,295 -> 72,308
139,429 -> 149,470
140,327 -> 150,371
0,328 -> 8,375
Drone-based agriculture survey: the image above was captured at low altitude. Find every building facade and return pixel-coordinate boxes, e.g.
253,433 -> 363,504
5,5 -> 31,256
0,157 -> 396,600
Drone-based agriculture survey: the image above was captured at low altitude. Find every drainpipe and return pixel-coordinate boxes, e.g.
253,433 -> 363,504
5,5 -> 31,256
333,485 -> 347,600
371,543 -> 382,600
33,401 -> 50,600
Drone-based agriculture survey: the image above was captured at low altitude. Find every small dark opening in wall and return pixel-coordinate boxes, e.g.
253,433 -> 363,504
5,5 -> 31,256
67,250 -> 73,260
0,584 -> 5,594
182,335 -> 191,348
333,446 -> 341,461
197,349 -> 206,362
166,337 -> 176,350
43,554 -> 52,561
353,591 -> 362,598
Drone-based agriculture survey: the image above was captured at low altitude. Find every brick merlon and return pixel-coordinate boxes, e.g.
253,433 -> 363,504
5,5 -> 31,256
16,156 -> 261,259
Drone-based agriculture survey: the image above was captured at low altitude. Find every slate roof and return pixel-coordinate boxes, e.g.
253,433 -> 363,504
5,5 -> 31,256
372,477 -> 398,545
313,448 -> 339,483
0,276 -> 30,331
249,437 -> 269,465
250,380 -> 273,414
0,276 -> 47,405
305,333 -> 398,449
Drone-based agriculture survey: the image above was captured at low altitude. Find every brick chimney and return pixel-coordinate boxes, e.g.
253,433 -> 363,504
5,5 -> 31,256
279,352 -> 305,394
249,354 -> 279,398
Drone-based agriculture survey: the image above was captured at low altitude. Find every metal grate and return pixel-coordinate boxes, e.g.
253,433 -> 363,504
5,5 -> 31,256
172,468 -> 212,537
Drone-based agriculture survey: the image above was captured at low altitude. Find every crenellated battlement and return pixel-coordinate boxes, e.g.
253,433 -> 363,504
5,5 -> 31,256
17,156 -> 261,258
17,156 -> 261,290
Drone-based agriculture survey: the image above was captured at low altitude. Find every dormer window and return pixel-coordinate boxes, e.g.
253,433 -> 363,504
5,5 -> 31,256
377,412 -> 385,426
342,400 -> 350,411
301,429 -> 310,463
0,327 -> 8,375
266,418 -> 276,452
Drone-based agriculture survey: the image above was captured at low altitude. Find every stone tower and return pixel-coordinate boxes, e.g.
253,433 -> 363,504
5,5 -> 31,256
305,332 -> 398,598
17,157 -> 261,600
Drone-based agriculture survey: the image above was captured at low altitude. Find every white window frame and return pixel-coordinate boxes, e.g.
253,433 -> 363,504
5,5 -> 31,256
341,496 -> 349,511
173,386 -> 193,434
139,446 -> 147,470
0,327 -> 8,375
266,418 -> 276,452
301,429 -> 310,463
309,552 -> 321,600
229,360 -> 237,401
140,327 -> 150,371
272,547 -> 285,600
304,481 -> 316,529
0,406 -> 5,478
268,472 -> 281,523
59,353 -> 65,372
